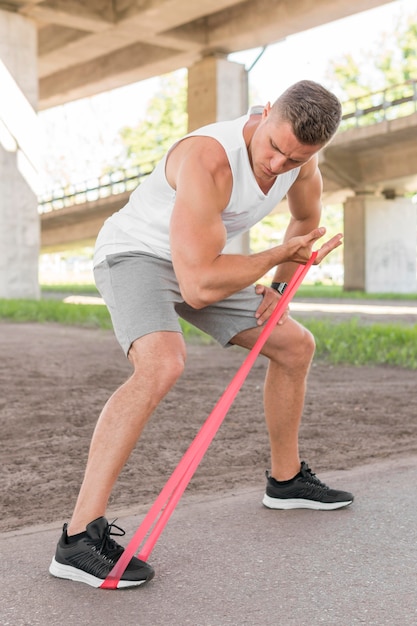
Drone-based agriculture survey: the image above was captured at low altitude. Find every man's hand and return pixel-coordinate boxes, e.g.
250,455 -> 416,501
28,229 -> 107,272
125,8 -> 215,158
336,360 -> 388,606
285,227 -> 343,265
254,227 -> 342,326
254,284 -> 290,326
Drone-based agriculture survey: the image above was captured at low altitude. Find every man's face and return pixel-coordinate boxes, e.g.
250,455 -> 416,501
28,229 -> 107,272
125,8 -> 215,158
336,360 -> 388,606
250,105 -> 322,184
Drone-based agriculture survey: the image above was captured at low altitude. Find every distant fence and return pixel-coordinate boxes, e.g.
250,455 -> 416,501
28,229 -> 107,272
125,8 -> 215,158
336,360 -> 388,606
38,162 -> 156,214
339,79 -> 417,130
39,81 -> 417,213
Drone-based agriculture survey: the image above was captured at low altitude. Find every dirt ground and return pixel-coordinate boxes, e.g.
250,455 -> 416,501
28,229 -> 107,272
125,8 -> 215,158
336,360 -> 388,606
2,314 -> 417,534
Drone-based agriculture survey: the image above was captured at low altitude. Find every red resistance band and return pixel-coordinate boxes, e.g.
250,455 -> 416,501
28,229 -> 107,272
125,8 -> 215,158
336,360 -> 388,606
101,251 -> 318,589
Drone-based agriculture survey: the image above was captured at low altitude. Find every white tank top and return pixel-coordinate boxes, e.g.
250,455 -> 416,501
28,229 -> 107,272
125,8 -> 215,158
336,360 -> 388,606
94,112 -> 300,266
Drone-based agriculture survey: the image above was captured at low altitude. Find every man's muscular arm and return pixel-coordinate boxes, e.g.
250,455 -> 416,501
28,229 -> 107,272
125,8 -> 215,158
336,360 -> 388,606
270,155 -> 327,284
255,155 -> 342,324
168,138 -> 341,310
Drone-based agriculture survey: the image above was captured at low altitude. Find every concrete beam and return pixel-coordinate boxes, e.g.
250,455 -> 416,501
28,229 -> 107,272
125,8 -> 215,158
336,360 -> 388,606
36,1 -> 240,79
201,0 -> 394,53
21,0 -> 115,32
40,192 -> 129,251
322,112 -> 417,195
344,195 -> 417,293
118,0 -> 243,31
0,8 -> 40,299
27,0 -> 395,108
40,44 -> 200,109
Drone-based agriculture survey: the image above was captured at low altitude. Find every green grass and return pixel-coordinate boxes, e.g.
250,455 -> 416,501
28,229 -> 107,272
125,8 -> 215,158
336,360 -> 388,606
0,298 -> 113,328
0,298 -> 211,342
2,298 -> 417,368
41,283 -> 100,295
303,318 -> 417,369
40,282 -> 417,301
295,284 -> 417,300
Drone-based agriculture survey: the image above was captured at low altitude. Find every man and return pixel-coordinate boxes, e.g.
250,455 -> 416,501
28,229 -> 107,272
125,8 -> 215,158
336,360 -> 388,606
50,80 -> 353,589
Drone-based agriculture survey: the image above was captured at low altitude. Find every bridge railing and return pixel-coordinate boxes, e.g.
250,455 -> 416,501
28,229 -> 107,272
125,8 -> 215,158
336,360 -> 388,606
38,162 -> 157,214
38,81 -> 417,213
339,79 -> 417,130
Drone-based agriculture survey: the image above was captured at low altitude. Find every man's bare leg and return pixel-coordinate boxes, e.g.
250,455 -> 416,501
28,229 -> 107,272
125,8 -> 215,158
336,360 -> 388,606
67,331 -> 186,535
232,317 -> 315,481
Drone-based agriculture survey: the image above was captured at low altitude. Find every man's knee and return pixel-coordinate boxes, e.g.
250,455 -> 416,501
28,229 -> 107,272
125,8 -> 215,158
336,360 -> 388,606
158,350 -> 187,386
284,325 -> 315,366
265,321 -> 315,368
301,326 -> 316,362
128,333 -> 187,394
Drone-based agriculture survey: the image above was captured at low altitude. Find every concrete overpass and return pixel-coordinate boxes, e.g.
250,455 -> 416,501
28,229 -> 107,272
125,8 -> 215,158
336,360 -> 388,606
1,0 -> 415,297
40,84 -> 417,244
40,81 -> 417,292
4,0 -> 395,111
40,105 -> 417,247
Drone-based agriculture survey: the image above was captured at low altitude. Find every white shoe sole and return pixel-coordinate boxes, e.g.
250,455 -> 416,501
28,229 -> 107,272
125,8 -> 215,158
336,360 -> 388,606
262,494 -> 353,510
49,557 -> 148,589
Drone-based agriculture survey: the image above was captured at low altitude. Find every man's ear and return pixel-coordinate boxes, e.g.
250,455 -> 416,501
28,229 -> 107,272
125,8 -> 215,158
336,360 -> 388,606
262,102 -> 272,119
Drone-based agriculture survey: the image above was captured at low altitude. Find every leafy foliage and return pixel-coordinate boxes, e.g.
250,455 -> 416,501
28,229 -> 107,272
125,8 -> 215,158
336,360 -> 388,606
327,10 -> 417,100
119,73 -> 188,168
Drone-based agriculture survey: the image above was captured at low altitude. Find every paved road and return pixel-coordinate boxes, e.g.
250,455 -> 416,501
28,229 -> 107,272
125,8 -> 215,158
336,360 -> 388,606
61,293 -> 417,325
292,299 -> 417,316
2,456 -> 417,626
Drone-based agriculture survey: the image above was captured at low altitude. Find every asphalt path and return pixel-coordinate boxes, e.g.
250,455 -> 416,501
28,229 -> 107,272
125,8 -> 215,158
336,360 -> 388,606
2,456 -> 417,626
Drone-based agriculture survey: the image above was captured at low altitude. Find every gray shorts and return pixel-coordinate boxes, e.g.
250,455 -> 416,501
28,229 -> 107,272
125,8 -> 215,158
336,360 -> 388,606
94,251 -> 263,355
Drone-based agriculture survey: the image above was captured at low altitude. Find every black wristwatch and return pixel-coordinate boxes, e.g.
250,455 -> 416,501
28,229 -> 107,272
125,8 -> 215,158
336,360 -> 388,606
270,281 -> 288,295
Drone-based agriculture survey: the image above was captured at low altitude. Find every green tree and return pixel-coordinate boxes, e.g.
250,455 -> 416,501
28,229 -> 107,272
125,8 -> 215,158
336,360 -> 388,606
119,72 -> 188,168
326,11 -> 417,130
377,20 -> 417,85
327,10 -> 417,101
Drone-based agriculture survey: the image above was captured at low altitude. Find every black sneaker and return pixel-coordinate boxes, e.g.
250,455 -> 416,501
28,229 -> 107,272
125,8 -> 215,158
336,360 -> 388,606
262,461 -> 354,510
49,517 -> 155,589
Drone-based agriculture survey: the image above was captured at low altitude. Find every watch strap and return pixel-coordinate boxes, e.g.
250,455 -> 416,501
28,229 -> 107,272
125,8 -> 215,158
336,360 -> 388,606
270,281 -> 288,295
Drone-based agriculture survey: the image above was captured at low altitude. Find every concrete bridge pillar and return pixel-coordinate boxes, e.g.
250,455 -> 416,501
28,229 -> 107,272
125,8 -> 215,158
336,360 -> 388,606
0,9 -> 40,299
343,195 -> 417,293
187,56 -> 250,254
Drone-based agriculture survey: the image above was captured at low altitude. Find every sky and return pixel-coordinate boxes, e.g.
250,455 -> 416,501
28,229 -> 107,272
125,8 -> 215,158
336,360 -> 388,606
229,0 -> 411,101
38,0 -> 417,192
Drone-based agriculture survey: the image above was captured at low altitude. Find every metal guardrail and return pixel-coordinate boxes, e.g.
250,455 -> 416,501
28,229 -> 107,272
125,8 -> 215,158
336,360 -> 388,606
38,163 -> 156,214
38,81 -> 417,213
339,79 -> 417,130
